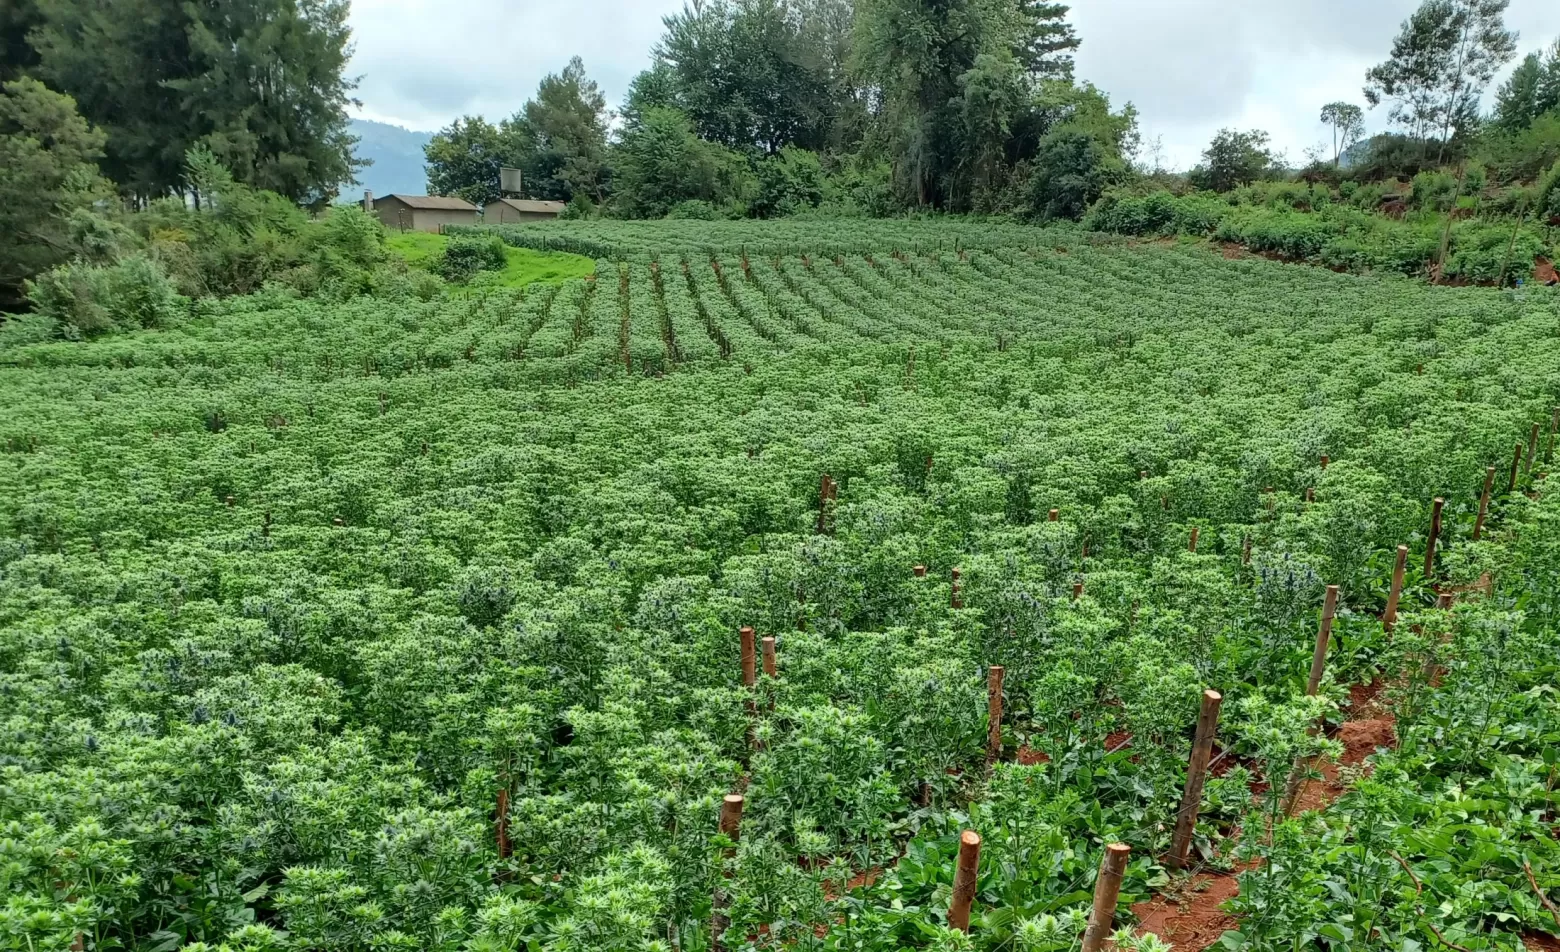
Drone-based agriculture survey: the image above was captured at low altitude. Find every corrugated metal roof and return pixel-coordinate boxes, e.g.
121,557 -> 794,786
487,198 -> 566,214
379,194 -> 478,211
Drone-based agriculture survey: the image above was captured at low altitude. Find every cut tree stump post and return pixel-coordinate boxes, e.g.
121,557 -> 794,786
1384,545 -> 1409,634
761,637 -> 777,678
1241,535 -> 1252,566
947,831 -> 982,933
1510,442 -> 1525,493
1049,508 -> 1060,522
987,666 -> 1005,764
711,794 -> 745,952
816,474 -> 836,534
951,568 -> 963,609
740,627 -> 757,689
1073,580 -> 1085,600
1321,455 -> 1330,470
1081,844 -> 1132,952
1474,467 -> 1496,541
1527,423 -> 1541,476
1168,690 -> 1222,870
1306,585 -> 1341,697
1188,525 -> 1199,553
1284,586 -> 1340,815
1424,498 -> 1444,578
914,564 -> 928,578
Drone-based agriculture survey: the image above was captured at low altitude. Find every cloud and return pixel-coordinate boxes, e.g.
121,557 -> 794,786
347,0 -> 1558,170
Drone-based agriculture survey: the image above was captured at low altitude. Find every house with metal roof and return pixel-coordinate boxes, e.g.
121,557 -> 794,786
371,194 -> 479,233
484,198 -> 567,224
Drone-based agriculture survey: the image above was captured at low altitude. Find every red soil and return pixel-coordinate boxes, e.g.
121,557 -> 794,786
1133,873 -> 1242,948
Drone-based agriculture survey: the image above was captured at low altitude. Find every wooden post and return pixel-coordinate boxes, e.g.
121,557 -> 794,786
1320,455 -> 1330,470
1049,508 -> 1060,523
740,627 -> 757,689
496,788 -> 511,861
1548,407 -> 1559,464
1188,525 -> 1199,553
1383,545 -> 1408,634
262,511 -> 271,538
1473,467 -> 1496,541
1436,592 -> 1454,610
1081,844 -> 1132,952
1526,423 -> 1541,476
1168,691 -> 1223,870
1305,487 -> 1315,503
1510,441 -> 1525,493
1424,498 -> 1444,579
224,495 -> 235,508
951,568 -> 963,609
712,794 -> 745,952
914,564 -> 928,578
986,666 -> 1005,764
1241,535 -> 1252,566
816,474 -> 836,534
947,831 -> 982,933
1306,586 -> 1340,697
1073,580 -> 1085,600
761,636 -> 777,678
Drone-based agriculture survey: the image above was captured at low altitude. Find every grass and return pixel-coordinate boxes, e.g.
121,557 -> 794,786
384,231 -> 596,287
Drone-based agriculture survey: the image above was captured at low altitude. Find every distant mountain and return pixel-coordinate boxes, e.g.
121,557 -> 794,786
349,118 -> 434,199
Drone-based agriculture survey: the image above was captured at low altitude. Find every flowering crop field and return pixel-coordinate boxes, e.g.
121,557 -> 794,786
3,224 -> 1560,952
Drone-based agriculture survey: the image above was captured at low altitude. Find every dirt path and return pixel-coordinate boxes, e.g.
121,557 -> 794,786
1132,682 -> 1397,950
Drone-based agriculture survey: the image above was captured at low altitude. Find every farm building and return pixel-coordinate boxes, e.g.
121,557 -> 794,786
484,198 -> 567,223
371,194 -> 479,233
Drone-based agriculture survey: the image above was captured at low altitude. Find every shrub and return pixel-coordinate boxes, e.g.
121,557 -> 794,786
437,235 -> 507,283
25,254 -> 182,338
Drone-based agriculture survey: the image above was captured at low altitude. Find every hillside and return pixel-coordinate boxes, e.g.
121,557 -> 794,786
349,117 -> 433,199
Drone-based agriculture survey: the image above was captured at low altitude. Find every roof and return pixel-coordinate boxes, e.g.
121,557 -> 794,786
486,198 -> 566,215
379,194 -> 478,211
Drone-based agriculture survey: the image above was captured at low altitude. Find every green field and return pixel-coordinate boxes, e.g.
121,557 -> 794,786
386,230 -> 597,287
3,221 -> 1560,952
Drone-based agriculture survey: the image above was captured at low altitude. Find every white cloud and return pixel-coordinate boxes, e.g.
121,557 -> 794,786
347,0 -> 1558,171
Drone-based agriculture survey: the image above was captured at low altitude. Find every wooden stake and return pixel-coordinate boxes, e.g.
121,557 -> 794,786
913,564 -> 928,578
1510,441 -> 1525,493
1073,580 -> 1085,600
1306,586 -> 1340,697
1473,467 -> 1495,541
761,636 -> 777,678
1081,844 -> 1132,952
1049,508 -> 1060,522
1526,423 -> 1541,476
1436,591 -> 1454,610
1384,545 -> 1409,634
1305,487 -> 1315,503
816,474 -> 836,534
986,666 -> 1005,764
1424,498 -> 1444,579
740,627 -> 757,689
1241,535 -> 1252,566
1188,525 -> 1199,553
1168,691 -> 1223,870
948,830 -> 982,933
1320,455 -> 1330,470
1548,407 -> 1559,464
951,568 -> 963,609
496,788 -> 511,861
712,794 -> 745,952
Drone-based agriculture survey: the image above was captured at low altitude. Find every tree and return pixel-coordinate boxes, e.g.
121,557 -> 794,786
1190,129 -> 1277,192
0,78 -> 112,310
424,117 -> 517,208
1026,128 -> 1126,221
0,0 -> 41,83
612,106 -> 750,218
1013,1 -> 1081,80
1491,41 -> 1560,132
521,57 -> 611,203
30,0 -> 361,203
852,0 -> 1025,208
1320,102 -> 1365,166
654,0 -> 845,154
1364,0 -> 1517,159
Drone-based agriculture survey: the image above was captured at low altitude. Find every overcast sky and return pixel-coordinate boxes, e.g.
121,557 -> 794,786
348,0 -> 1558,170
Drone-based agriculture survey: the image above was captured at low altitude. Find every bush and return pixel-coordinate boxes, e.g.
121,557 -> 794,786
1084,190 -> 1230,236
1410,171 -> 1458,211
665,199 -> 722,220
25,254 -> 182,338
437,235 -> 508,283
